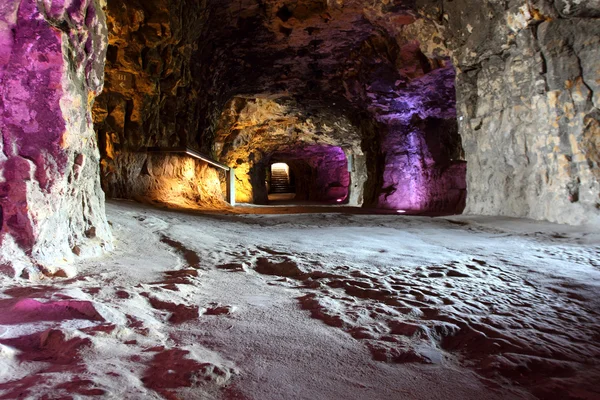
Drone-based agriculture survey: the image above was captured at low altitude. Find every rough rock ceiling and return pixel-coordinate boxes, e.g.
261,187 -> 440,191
196,0 -> 450,122
93,0 -> 463,210
201,0 -> 424,96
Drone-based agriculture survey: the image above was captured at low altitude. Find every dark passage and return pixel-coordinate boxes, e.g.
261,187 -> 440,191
269,163 -> 294,195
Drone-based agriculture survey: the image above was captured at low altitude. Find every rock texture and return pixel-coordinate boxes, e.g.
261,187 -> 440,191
92,0 -> 227,208
108,152 -> 224,208
205,0 -> 466,211
0,0 -> 112,277
94,0 -> 465,212
92,0 -> 598,222
213,96 -> 364,204
417,0 -> 600,224
271,145 -> 352,203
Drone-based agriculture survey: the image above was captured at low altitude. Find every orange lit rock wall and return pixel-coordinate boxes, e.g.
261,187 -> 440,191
103,153 -> 225,209
92,0 -> 227,208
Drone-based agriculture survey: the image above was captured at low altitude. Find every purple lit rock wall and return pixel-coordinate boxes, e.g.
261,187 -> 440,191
310,146 -> 350,202
366,65 -> 466,213
275,145 -> 350,203
379,116 -> 466,212
0,0 -> 112,278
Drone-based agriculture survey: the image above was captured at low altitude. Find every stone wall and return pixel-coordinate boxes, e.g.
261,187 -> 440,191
92,0 -> 228,208
417,0 -> 600,224
0,0 -> 112,278
362,63 -> 465,213
105,153 -> 225,209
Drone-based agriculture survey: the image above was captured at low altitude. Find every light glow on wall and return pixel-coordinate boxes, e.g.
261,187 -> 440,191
271,163 -> 290,176
183,159 -> 196,180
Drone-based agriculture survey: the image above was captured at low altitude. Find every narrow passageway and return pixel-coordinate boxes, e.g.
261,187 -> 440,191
269,163 -> 294,195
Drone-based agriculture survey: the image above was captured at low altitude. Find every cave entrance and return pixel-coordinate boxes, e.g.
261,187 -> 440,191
264,145 -> 351,205
268,162 -> 296,201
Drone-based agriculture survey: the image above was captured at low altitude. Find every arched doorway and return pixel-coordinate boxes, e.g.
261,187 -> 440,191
268,162 -> 296,201
266,146 -> 352,205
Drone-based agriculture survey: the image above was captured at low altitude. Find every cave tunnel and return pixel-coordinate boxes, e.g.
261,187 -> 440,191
1,0 -> 600,398
269,162 -> 295,197
265,145 -> 352,205
90,0 -> 468,215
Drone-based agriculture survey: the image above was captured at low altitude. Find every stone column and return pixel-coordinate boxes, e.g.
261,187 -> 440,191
0,0 -> 112,278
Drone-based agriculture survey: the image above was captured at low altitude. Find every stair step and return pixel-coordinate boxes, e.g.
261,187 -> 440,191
270,168 -> 293,194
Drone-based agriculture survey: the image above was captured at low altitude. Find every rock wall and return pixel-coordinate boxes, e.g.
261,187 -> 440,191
356,59 -> 466,213
0,0 -> 112,278
93,0 -> 209,150
105,153 -> 225,209
1,0 -> 596,280
380,115 -> 467,212
417,0 -> 600,224
92,0 -> 227,208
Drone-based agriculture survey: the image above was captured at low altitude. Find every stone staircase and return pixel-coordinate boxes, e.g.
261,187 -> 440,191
270,167 -> 293,193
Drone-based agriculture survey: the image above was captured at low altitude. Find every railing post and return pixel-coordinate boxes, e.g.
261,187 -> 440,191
227,167 -> 236,206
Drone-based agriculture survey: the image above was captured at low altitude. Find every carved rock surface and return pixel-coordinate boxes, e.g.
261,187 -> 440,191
92,0 -> 598,223
95,0 -> 464,212
429,0 -> 600,224
0,0 -> 112,277
91,0 -> 227,208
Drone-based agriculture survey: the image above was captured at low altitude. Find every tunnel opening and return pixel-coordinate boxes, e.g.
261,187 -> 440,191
264,146 -> 351,205
212,96 -> 363,207
268,162 -> 296,201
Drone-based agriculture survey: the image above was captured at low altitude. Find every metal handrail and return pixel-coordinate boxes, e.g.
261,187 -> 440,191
145,146 -> 236,206
146,147 -> 230,171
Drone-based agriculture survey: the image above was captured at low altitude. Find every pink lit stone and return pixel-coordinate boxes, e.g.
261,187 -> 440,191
0,0 -> 112,278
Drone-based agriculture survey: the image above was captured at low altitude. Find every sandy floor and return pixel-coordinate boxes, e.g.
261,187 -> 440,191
1,199 -> 600,399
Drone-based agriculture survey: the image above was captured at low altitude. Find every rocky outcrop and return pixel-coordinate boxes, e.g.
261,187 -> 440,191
417,0 -> 600,224
0,0 -> 112,278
